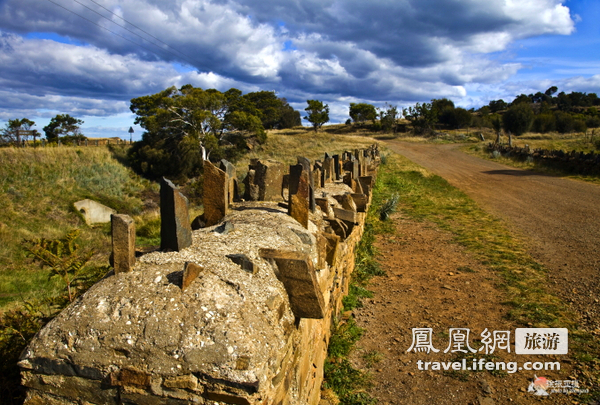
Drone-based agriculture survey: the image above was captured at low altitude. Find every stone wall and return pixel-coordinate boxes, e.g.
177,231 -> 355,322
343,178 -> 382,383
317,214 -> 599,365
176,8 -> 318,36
19,146 -> 380,405
488,143 -> 600,175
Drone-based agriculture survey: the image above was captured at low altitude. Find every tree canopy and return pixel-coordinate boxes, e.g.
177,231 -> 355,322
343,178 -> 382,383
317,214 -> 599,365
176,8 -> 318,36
43,114 -> 84,143
502,103 -> 534,136
349,103 -> 377,123
1,118 -> 38,145
304,100 -> 329,132
128,85 -> 301,180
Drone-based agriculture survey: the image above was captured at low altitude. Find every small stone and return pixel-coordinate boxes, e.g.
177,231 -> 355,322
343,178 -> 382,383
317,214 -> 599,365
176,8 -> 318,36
182,262 -> 203,291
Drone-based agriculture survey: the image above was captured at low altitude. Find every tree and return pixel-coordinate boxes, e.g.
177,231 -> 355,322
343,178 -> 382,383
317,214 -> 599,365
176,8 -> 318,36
278,102 -> 302,128
380,103 -> 399,133
304,100 -> 329,132
511,94 -> 531,105
502,103 -> 534,140
129,85 -> 267,180
1,118 -> 38,145
43,114 -> 84,143
488,99 -> 507,113
349,103 -> 377,123
545,86 -> 558,97
402,102 -> 437,134
440,107 -> 472,129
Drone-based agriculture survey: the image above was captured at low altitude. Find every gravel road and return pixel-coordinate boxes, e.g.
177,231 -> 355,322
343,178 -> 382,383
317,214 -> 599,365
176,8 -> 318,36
385,141 -> 600,330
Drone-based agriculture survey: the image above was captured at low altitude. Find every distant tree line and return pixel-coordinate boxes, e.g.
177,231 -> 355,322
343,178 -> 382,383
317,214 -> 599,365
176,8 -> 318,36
397,87 -> 600,138
0,114 -> 85,147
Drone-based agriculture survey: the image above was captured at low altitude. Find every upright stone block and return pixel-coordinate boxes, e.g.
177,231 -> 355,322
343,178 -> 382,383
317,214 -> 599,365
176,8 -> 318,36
203,161 -> 229,227
297,157 -> 315,212
288,169 -> 309,229
322,156 -> 334,184
359,176 -> 374,197
220,159 -> 237,204
160,177 -> 193,251
111,214 -> 135,274
333,155 -> 341,180
256,160 -> 285,201
259,249 -> 325,319
243,169 -> 259,201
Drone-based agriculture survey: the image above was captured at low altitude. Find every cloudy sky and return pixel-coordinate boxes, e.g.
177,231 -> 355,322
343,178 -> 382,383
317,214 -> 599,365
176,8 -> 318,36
0,0 -> 598,138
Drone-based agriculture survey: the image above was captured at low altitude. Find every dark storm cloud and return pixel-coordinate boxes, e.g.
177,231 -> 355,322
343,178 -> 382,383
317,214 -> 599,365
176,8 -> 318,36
0,0 -> 577,120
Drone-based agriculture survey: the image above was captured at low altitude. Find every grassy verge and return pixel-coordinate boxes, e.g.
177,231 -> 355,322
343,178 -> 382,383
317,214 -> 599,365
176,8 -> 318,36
369,152 -> 599,399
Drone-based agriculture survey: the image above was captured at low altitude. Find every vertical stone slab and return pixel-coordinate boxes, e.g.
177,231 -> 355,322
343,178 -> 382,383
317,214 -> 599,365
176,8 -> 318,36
297,157 -> 315,212
259,249 -> 325,319
220,159 -> 237,204
243,169 -> 259,201
288,169 -> 309,229
333,155 -> 341,180
322,156 -> 334,184
359,176 -> 373,197
111,214 -> 135,274
160,177 -> 193,251
289,164 -> 303,196
314,161 -> 323,188
256,160 -> 285,201
202,162 -> 229,227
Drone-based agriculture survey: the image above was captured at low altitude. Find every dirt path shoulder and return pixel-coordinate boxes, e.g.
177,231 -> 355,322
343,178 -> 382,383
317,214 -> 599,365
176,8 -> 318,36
352,216 -> 572,404
383,141 -> 600,331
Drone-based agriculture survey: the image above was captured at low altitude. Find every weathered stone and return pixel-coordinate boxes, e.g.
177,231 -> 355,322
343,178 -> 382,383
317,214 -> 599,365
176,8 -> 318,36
297,157 -> 315,212
202,161 -> 229,227
160,178 -> 193,251
21,372 -> 118,405
74,199 -> 116,225
359,176 -> 373,197
288,164 -> 303,196
118,367 -> 151,387
220,159 -> 237,204
227,254 -> 257,274
334,194 -> 357,212
256,160 -> 285,201
205,391 -> 251,405
163,374 -> 198,390
288,169 -> 310,228
243,169 -> 259,201
111,214 -> 135,274
259,249 -> 325,319
315,197 -> 334,219
333,207 -> 358,224
181,262 -> 203,291
351,193 -> 368,212
333,155 -> 340,180
322,156 -> 334,184
313,167 -> 322,189
322,233 -> 340,267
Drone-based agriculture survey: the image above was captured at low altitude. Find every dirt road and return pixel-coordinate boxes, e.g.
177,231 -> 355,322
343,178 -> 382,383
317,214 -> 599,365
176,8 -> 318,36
384,141 -> 600,330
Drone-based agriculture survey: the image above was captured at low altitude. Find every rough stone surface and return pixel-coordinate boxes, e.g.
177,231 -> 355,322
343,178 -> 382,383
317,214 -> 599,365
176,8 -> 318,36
203,162 -> 229,227
259,249 -> 325,319
256,160 -> 284,201
160,178 -> 193,252
111,214 -> 136,274
243,169 -> 259,201
74,199 -> 116,225
288,170 -> 310,228
181,262 -> 203,291
20,156 -> 378,405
